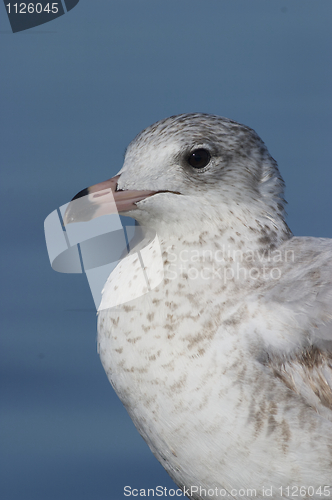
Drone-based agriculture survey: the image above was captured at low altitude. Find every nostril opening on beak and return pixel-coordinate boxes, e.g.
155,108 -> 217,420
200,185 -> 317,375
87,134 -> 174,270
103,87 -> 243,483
71,187 -> 89,201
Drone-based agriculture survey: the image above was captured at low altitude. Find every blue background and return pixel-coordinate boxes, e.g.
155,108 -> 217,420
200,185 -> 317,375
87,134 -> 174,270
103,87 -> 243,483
1,1 -> 331,499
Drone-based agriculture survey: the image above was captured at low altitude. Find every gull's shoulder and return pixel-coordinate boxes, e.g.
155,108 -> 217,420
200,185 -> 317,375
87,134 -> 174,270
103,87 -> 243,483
243,236 -> 332,420
263,235 -> 332,342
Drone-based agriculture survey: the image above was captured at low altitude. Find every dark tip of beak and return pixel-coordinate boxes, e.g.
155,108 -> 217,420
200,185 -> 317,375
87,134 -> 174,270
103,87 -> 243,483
71,187 -> 89,202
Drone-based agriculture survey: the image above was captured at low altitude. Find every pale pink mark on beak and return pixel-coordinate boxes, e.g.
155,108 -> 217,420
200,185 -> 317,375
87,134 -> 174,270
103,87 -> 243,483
63,175 -> 158,225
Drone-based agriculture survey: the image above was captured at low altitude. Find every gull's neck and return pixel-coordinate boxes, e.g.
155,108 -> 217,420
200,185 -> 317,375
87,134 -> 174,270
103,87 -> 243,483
140,203 -> 292,255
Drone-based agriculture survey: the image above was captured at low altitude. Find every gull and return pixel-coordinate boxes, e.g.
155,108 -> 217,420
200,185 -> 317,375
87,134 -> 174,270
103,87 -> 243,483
64,113 -> 332,499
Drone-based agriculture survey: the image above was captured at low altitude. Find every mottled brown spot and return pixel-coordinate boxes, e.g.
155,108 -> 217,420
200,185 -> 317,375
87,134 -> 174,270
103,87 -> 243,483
280,419 -> 291,452
170,374 -> 187,393
137,367 -> 148,374
127,336 -> 142,344
162,360 -> 175,371
267,415 -> 277,436
123,305 -> 135,312
247,400 -> 265,437
147,312 -> 155,322
185,329 -> 215,350
258,235 -> 273,246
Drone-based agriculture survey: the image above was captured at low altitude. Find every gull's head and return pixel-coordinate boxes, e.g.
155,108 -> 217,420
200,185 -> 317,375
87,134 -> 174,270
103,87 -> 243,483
64,113 -> 289,240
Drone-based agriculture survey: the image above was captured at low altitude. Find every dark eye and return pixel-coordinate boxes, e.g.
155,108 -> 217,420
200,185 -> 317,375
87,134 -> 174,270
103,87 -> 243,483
187,149 -> 211,169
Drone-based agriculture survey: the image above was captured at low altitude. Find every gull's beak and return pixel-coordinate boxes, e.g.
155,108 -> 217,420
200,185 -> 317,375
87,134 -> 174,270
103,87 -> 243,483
63,175 -> 158,225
